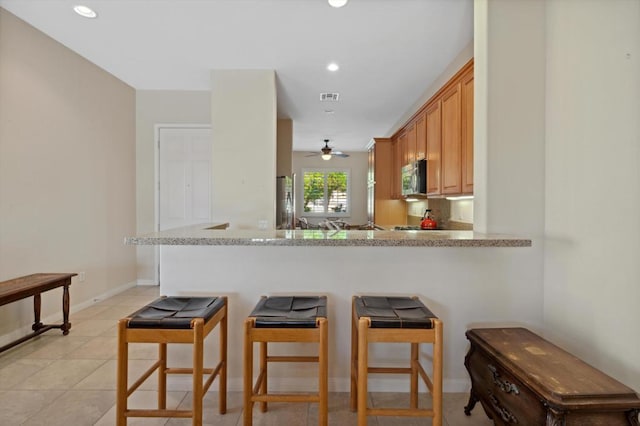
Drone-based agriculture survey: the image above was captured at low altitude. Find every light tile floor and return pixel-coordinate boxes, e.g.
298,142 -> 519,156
0,286 -> 494,425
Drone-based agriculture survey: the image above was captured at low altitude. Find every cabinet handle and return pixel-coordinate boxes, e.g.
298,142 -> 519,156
488,364 -> 520,395
489,393 -> 519,424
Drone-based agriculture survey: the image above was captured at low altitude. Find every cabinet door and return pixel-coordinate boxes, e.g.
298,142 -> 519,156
398,131 -> 408,166
425,100 -> 442,195
405,123 -> 416,165
373,139 -> 391,200
461,71 -> 474,194
391,137 -> 401,199
441,83 -> 462,194
415,113 -> 426,160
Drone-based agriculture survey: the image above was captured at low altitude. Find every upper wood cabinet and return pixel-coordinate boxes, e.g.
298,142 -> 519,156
383,58 -> 473,199
461,69 -> 474,194
415,113 -> 426,161
391,137 -> 402,199
441,82 -> 462,195
405,122 -> 416,165
371,138 -> 391,199
425,100 -> 442,195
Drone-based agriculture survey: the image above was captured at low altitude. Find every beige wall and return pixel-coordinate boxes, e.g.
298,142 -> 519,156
292,151 -> 368,226
135,90 -> 211,282
210,70 -> 277,230
476,0 -> 640,391
0,9 -> 136,341
544,0 -> 640,390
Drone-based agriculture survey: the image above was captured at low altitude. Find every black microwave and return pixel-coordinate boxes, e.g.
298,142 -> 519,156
401,159 -> 427,196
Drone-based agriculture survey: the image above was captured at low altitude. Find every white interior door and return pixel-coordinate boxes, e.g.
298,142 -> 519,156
159,127 -> 212,231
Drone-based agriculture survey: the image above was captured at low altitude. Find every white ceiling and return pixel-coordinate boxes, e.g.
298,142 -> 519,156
0,0 -> 473,153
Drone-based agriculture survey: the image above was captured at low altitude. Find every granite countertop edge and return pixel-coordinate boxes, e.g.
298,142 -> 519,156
125,223 -> 532,248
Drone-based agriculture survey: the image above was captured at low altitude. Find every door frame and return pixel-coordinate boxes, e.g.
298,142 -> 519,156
153,123 -> 212,284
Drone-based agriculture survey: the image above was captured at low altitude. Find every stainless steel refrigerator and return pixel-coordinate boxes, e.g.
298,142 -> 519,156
276,175 -> 295,229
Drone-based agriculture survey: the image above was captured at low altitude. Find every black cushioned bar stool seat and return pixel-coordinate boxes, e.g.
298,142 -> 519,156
117,296 -> 227,426
244,296 -> 328,426
126,296 -> 225,329
351,295 -> 443,426
249,295 -> 327,328
354,296 -> 437,329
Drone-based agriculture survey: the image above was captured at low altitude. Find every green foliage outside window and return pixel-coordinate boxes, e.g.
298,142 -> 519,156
303,170 -> 348,213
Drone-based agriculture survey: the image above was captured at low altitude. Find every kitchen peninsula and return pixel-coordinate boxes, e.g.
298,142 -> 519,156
127,223 -> 530,247
126,224 -> 536,393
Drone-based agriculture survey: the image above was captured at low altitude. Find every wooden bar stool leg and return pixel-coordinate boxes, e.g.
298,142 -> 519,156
350,305 -> 358,411
433,319 -> 444,426
219,304 -> 228,414
410,342 -> 419,409
243,319 -> 254,426
193,319 -> 204,426
158,342 -> 167,409
357,318 -> 369,426
116,319 -> 128,426
259,341 -> 267,412
319,318 -> 328,426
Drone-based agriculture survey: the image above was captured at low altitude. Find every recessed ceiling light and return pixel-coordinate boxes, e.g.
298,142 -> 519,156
327,63 -> 339,72
328,0 -> 348,8
73,5 -> 97,18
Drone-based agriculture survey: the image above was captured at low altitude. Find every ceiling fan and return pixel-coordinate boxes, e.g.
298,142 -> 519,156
305,139 -> 350,160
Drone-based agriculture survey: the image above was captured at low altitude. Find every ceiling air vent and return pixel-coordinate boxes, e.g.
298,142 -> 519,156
320,92 -> 340,101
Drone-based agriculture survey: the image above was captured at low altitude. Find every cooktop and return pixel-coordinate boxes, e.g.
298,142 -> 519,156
394,226 -> 437,231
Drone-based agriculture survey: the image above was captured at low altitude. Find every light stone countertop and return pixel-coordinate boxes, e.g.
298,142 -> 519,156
125,223 -> 532,248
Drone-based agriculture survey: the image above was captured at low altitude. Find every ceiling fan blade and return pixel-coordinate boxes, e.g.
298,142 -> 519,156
333,152 -> 350,158
305,152 -> 320,157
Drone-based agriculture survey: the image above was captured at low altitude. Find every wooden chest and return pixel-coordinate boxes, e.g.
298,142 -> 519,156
464,328 -> 640,426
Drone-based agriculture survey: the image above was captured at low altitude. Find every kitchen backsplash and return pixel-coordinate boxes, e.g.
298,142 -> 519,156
406,198 -> 473,230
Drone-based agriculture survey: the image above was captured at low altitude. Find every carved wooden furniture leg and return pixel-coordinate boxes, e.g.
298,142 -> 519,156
32,293 -> 43,331
464,388 -> 479,415
62,284 -> 71,334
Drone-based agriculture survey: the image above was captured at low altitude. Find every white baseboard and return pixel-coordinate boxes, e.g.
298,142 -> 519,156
0,280 -> 137,349
136,279 -> 158,286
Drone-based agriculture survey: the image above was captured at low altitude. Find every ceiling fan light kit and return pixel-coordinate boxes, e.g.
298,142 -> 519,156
306,139 -> 349,160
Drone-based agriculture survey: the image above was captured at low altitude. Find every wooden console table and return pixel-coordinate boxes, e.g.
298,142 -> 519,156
0,273 -> 77,353
464,327 -> 640,425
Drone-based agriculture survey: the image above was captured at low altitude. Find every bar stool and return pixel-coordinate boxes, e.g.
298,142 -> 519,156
350,295 -> 443,426
116,296 -> 227,425
243,295 -> 328,426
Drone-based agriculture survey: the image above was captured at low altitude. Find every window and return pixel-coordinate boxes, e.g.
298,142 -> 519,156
302,169 -> 350,216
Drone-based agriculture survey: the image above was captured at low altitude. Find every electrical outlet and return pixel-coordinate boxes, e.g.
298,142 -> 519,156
78,272 -> 86,282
